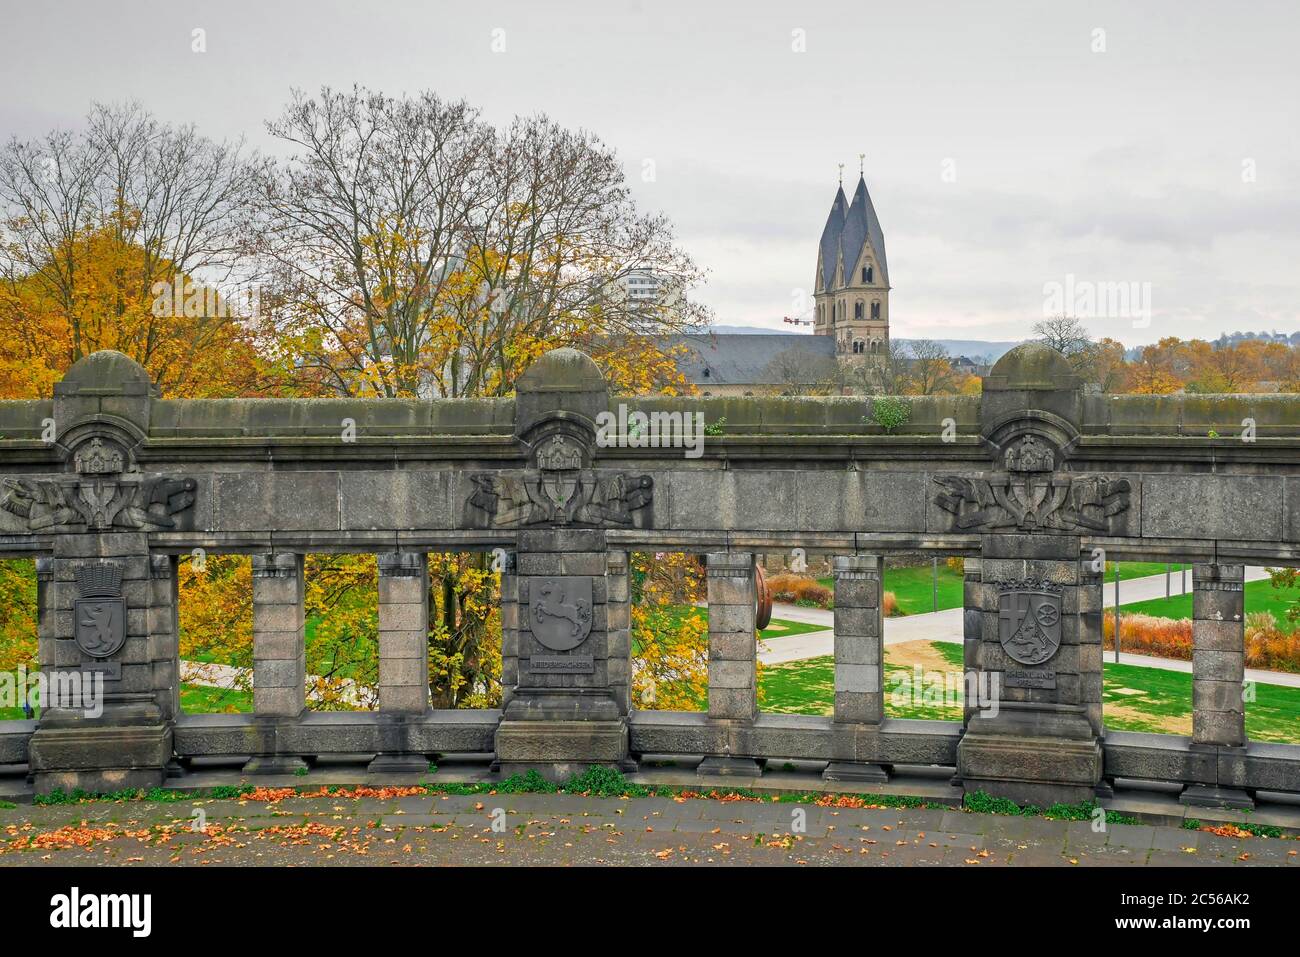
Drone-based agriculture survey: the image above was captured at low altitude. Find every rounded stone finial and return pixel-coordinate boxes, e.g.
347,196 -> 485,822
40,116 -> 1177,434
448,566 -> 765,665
56,350 -> 154,395
515,347 -> 607,392
984,342 -> 1079,391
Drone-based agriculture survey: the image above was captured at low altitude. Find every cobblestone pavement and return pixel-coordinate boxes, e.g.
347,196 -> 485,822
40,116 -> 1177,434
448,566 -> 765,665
1,792 -> 1296,866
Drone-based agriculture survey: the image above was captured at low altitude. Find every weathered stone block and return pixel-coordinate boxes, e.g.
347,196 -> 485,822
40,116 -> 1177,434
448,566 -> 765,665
709,630 -> 756,660
379,657 -> 428,687
1193,679 -> 1244,714
708,687 -> 756,720
834,663 -> 881,694
1194,618 -> 1245,652
835,633 -> 881,666
1192,648 -> 1244,683
834,606 -> 881,639
708,659 -> 754,690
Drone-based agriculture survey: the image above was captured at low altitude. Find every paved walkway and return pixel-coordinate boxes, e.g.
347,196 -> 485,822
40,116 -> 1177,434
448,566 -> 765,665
759,568 -> 1300,688
0,790 -> 1293,867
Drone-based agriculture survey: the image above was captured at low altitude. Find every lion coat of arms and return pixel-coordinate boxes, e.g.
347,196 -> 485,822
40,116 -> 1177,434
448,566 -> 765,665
529,577 -> 593,651
997,587 -> 1062,666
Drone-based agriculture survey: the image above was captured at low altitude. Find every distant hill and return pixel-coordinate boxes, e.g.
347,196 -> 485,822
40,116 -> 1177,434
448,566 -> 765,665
703,326 -> 1023,362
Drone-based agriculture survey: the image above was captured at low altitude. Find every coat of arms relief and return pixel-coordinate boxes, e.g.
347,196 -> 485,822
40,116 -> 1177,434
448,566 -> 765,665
933,434 -> 1131,534
0,435 -> 197,533
466,433 -> 653,528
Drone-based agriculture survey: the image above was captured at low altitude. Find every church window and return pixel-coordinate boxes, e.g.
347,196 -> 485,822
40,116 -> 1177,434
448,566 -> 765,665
871,301 -> 881,320
854,301 -> 863,320
862,265 -> 873,283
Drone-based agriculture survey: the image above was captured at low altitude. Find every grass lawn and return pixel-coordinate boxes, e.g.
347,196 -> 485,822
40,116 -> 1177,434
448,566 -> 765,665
0,682 -> 253,719
757,640 -> 1300,744
759,641 -> 964,720
653,606 -> 827,641
1120,576 -> 1300,629
180,683 -> 252,714
814,563 -> 1188,617
817,564 -> 964,614
754,618 -> 830,639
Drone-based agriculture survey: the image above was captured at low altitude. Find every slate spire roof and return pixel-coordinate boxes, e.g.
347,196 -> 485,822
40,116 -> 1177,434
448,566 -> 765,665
817,185 -> 847,291
819,175 -> 888,290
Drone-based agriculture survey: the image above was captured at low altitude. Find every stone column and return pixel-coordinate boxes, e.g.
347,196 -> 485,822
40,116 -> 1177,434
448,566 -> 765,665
824,554 -> 888,783
1078,554 -> 1105,739
148,555 -> 180,726
956,534 -> 1103,807
962,557 -> 986,728
29,533 -> 174,794
244,552 -> 307,774
606,550 -> 632,717
697,551 -> 761,777
369,552 -> 431,773
499,550 -> 520,711
494,528 -> 631,778
1181,563 -> 1252,809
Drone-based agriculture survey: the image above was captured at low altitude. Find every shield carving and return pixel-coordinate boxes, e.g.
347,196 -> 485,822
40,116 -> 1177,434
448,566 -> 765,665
997,589 -> 1062,665
529,577 -> 593,651
74,596 -> 126,658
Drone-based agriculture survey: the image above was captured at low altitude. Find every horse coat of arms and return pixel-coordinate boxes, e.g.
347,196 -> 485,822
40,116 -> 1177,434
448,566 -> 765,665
997,586 -> 1062,666
529,577 -> 593,651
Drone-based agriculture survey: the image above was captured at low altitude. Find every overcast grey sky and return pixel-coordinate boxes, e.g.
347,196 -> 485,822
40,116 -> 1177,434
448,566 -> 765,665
2,0 -> 1297,345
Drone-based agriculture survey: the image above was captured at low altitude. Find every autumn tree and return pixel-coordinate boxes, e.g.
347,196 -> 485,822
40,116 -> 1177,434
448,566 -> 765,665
1033,313 -> 1102,382
0,102 -> 268,398
903,338 -> 956,395
1130,338 -> 1186,395
256,86 -> 706,399
1088,337 -> 1131,393
763,346 -> 840,395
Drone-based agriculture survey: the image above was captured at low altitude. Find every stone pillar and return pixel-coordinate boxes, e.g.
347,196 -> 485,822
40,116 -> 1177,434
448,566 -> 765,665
29,533 -> 175,794
824,554 -> 888,783
243,552 -> 307,774
148,555 -> 181,726
962,557 -> 985,728
494,528 -> 631,779
697,551 -> 761,777
1181,563 -> 1252,809
956,534 -> 1103,807
499,550 -> 520,711
606,550 -> 632,717
369,552 -> 431,773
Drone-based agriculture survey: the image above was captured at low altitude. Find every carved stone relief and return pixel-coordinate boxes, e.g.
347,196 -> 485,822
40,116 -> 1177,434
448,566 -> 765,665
0,435 -> 197,533
934,433 -> 1131,534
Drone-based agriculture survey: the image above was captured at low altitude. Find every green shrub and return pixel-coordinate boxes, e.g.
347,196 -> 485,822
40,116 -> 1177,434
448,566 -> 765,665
867,396 -> 911,433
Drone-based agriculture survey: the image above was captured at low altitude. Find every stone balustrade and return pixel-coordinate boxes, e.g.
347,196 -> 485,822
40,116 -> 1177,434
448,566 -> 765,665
0,343 -> 1296,810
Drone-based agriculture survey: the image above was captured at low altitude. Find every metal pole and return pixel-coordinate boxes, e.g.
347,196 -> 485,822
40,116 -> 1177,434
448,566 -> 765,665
932,557 -> 938,613
1166,562 -> 1171,599
1181,564 -> 1186,595
1113,562 -> 1121,663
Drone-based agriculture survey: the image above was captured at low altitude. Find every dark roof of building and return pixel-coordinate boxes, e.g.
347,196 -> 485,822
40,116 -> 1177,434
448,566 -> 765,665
817,186 -> 847,291
664,333 -> 837,386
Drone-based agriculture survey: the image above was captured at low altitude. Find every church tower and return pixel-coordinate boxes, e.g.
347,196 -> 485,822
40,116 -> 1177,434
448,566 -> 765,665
813,164 -> 890,358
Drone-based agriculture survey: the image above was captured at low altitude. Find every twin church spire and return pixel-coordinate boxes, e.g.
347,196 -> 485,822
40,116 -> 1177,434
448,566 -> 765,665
813,162 -> 890,356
